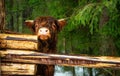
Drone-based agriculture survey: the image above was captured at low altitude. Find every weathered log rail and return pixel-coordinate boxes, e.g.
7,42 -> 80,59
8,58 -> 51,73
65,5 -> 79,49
0,34 -> 37,50
0,33 -> 120,75
0,34 -> 37,75
0,34 -> 120,68
1,50 -> 120,68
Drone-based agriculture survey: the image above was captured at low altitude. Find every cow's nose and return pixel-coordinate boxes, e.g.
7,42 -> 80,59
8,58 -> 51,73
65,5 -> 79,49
39,27 -> 50,35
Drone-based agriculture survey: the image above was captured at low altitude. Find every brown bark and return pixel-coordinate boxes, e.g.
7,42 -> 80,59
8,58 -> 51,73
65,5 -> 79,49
99,6 -> 118,76
1,50 -> 120,68
99,7 -> 109,55
1,50 -> 36,75
0,34 -> 37,50
0,0 -> 5,33
1,63 -> 35,75
0,33 -> 37,39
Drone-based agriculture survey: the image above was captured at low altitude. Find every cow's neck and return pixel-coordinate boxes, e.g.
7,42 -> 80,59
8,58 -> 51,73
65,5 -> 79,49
38,39 -> 56,53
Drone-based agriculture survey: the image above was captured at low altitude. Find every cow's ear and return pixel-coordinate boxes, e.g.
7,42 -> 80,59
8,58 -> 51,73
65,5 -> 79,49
58,19 -> 66,29
25,20 -> 35,32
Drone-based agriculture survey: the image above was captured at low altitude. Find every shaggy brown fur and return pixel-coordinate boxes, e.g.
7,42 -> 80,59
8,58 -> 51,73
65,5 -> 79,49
25,16 -> 66,76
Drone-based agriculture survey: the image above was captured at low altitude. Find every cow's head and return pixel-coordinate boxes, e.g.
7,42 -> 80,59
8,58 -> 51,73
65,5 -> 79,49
25,16 -> 66,41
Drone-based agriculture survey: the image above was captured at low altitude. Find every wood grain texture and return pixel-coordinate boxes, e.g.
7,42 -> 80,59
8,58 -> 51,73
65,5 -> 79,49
0,34 -> 37,50
1,50 -> 120,68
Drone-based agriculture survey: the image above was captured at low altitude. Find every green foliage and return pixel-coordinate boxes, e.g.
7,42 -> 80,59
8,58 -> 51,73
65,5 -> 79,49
57,0 -> 120,57
66,3 -> 102,34
5,0 -> 120,56
26,0 -> 77,19
65,0 -> 120,34
5,0 -> 120,75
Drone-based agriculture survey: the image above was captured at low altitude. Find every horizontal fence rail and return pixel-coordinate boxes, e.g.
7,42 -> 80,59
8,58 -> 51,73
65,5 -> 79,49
1,52 -> 120,68
0,34 -> 120,68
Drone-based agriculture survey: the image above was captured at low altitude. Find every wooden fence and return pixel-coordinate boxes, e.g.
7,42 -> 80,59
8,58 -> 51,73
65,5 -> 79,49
0,34 -> 120,75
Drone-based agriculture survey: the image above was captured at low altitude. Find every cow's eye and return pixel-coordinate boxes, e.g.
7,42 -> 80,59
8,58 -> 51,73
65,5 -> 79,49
46,30 -> 48,32
40,30 -> 42,32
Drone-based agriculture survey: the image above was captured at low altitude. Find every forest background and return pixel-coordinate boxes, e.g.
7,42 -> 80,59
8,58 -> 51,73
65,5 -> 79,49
1,0 -> 120,76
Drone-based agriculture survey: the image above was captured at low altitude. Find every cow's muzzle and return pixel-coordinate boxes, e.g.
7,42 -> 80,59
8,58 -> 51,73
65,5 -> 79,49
37,27 -> 51,40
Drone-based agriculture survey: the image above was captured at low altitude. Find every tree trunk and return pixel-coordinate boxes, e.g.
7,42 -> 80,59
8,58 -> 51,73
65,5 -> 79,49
0,0 -> 5,33
72,67 -> 76,76
99,7 -> 118,76
16,0 -> 23,33
99,7 -> 109,55
88,68 -> 93,76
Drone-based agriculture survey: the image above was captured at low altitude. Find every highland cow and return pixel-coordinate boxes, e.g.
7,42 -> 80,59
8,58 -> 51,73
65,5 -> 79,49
25,16 -> 66,76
